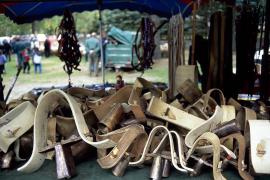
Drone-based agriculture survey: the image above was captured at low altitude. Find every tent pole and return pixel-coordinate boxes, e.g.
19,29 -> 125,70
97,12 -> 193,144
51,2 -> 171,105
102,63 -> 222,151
98,2 -> 105,85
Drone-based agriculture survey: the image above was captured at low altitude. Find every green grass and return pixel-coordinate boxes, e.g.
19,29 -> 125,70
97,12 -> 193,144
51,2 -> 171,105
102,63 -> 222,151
3,55 -> 168,87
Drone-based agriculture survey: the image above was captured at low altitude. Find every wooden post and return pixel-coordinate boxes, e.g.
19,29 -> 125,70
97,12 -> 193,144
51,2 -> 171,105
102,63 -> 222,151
191,1 -> 197,65
260,0 -> 270,101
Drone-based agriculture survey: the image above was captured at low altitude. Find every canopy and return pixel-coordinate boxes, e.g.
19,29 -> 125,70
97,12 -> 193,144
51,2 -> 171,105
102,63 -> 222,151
1,0 -> 193,24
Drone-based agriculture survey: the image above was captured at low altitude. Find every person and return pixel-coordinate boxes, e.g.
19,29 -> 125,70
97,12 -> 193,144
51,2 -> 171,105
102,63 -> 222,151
33,47 -> 42,74
0,50 -> 7,74
44,37 -> 51,58
115,75 -> 124,91
21,48 -> 30,74
3,40 -> 11,62
84,34 -> 91,62
85,33 -> 100,76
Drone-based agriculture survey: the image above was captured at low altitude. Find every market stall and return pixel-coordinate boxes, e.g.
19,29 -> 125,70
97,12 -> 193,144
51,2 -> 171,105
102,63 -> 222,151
0,1 -> 270,180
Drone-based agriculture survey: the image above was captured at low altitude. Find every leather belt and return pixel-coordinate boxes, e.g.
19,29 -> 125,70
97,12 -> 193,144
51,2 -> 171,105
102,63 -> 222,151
0,101 -> 35,153
18,89 -> 116,173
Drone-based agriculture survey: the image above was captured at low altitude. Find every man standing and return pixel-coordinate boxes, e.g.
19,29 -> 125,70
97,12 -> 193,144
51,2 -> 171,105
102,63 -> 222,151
33,47 -> 42,74
3,40 -> 11,62
44,37 -> 51,58
0,50 -> 7,74
85,33 -> 100,76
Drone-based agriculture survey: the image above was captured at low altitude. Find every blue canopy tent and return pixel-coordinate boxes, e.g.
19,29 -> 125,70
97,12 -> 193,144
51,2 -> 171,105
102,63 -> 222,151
0,0 -> 194,84
1,0 -> 193,24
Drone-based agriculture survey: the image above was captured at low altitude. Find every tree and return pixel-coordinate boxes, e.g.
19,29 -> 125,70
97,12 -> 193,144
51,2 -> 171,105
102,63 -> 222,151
0,14 -> 31,36
102,10 -> 141,31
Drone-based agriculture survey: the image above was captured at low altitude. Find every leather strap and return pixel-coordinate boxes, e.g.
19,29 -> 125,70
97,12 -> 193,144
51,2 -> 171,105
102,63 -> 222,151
128,77 -> 162,105
96,124 -> 147,169
56,109 -> 97,138
237,107 -> 257,132
94,86 -> 132,120
186,132 -> 226,180
0,101 -> 35,153
67,87 -> 106,98
175,65 -> 198,97
220,133 -> 254,180
246,120 -> 270,174
220,105 -> 235,149
203,88 -> 225,113
18,89 -> 116,173
227,98 -> 242,111
98,103 -> 124,133
185,93 -> 218,119
177,79 -> 202,104
46,117 -> 56,160
185,106 -> 235,157
147,96 -> 205,130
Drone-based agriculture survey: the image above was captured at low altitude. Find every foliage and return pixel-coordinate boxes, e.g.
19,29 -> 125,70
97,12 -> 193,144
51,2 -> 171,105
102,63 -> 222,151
0,15 -> 32,36
102,10 -> 141,32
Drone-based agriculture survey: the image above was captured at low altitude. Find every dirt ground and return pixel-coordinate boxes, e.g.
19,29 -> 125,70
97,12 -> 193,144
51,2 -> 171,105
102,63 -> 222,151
3,58 -> 168,101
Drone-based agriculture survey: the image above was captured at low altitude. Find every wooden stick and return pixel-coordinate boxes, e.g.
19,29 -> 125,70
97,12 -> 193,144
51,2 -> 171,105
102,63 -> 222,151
191,1 -> 197,65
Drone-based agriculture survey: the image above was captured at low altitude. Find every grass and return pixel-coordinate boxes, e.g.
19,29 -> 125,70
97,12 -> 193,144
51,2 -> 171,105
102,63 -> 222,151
3,55 -> 168,88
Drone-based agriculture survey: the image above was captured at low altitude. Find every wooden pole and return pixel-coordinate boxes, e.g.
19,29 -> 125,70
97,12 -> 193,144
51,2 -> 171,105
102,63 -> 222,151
191,1 -> 197,65
260,0 -> 270,101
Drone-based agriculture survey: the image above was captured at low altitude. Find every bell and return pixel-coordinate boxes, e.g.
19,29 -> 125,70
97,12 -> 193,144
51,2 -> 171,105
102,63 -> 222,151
55,144 -> 76,179
150,156 -> 164,180
112,154 -> 130,177
162,159 -> 171,178
211,119 -> 240,138
1,151 -> 14,169
189,156 -> 211,177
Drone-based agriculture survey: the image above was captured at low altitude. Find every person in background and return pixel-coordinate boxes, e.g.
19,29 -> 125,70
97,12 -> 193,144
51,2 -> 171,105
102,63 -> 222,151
21,48 -> 30,74
84,34 -> 91,62
44,37 -> 51,58
85,32 -> 100,76
115,75 -> 124,91
3,40 -> 11,62
33,47 -> 42,74
0,50 -> 7,74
